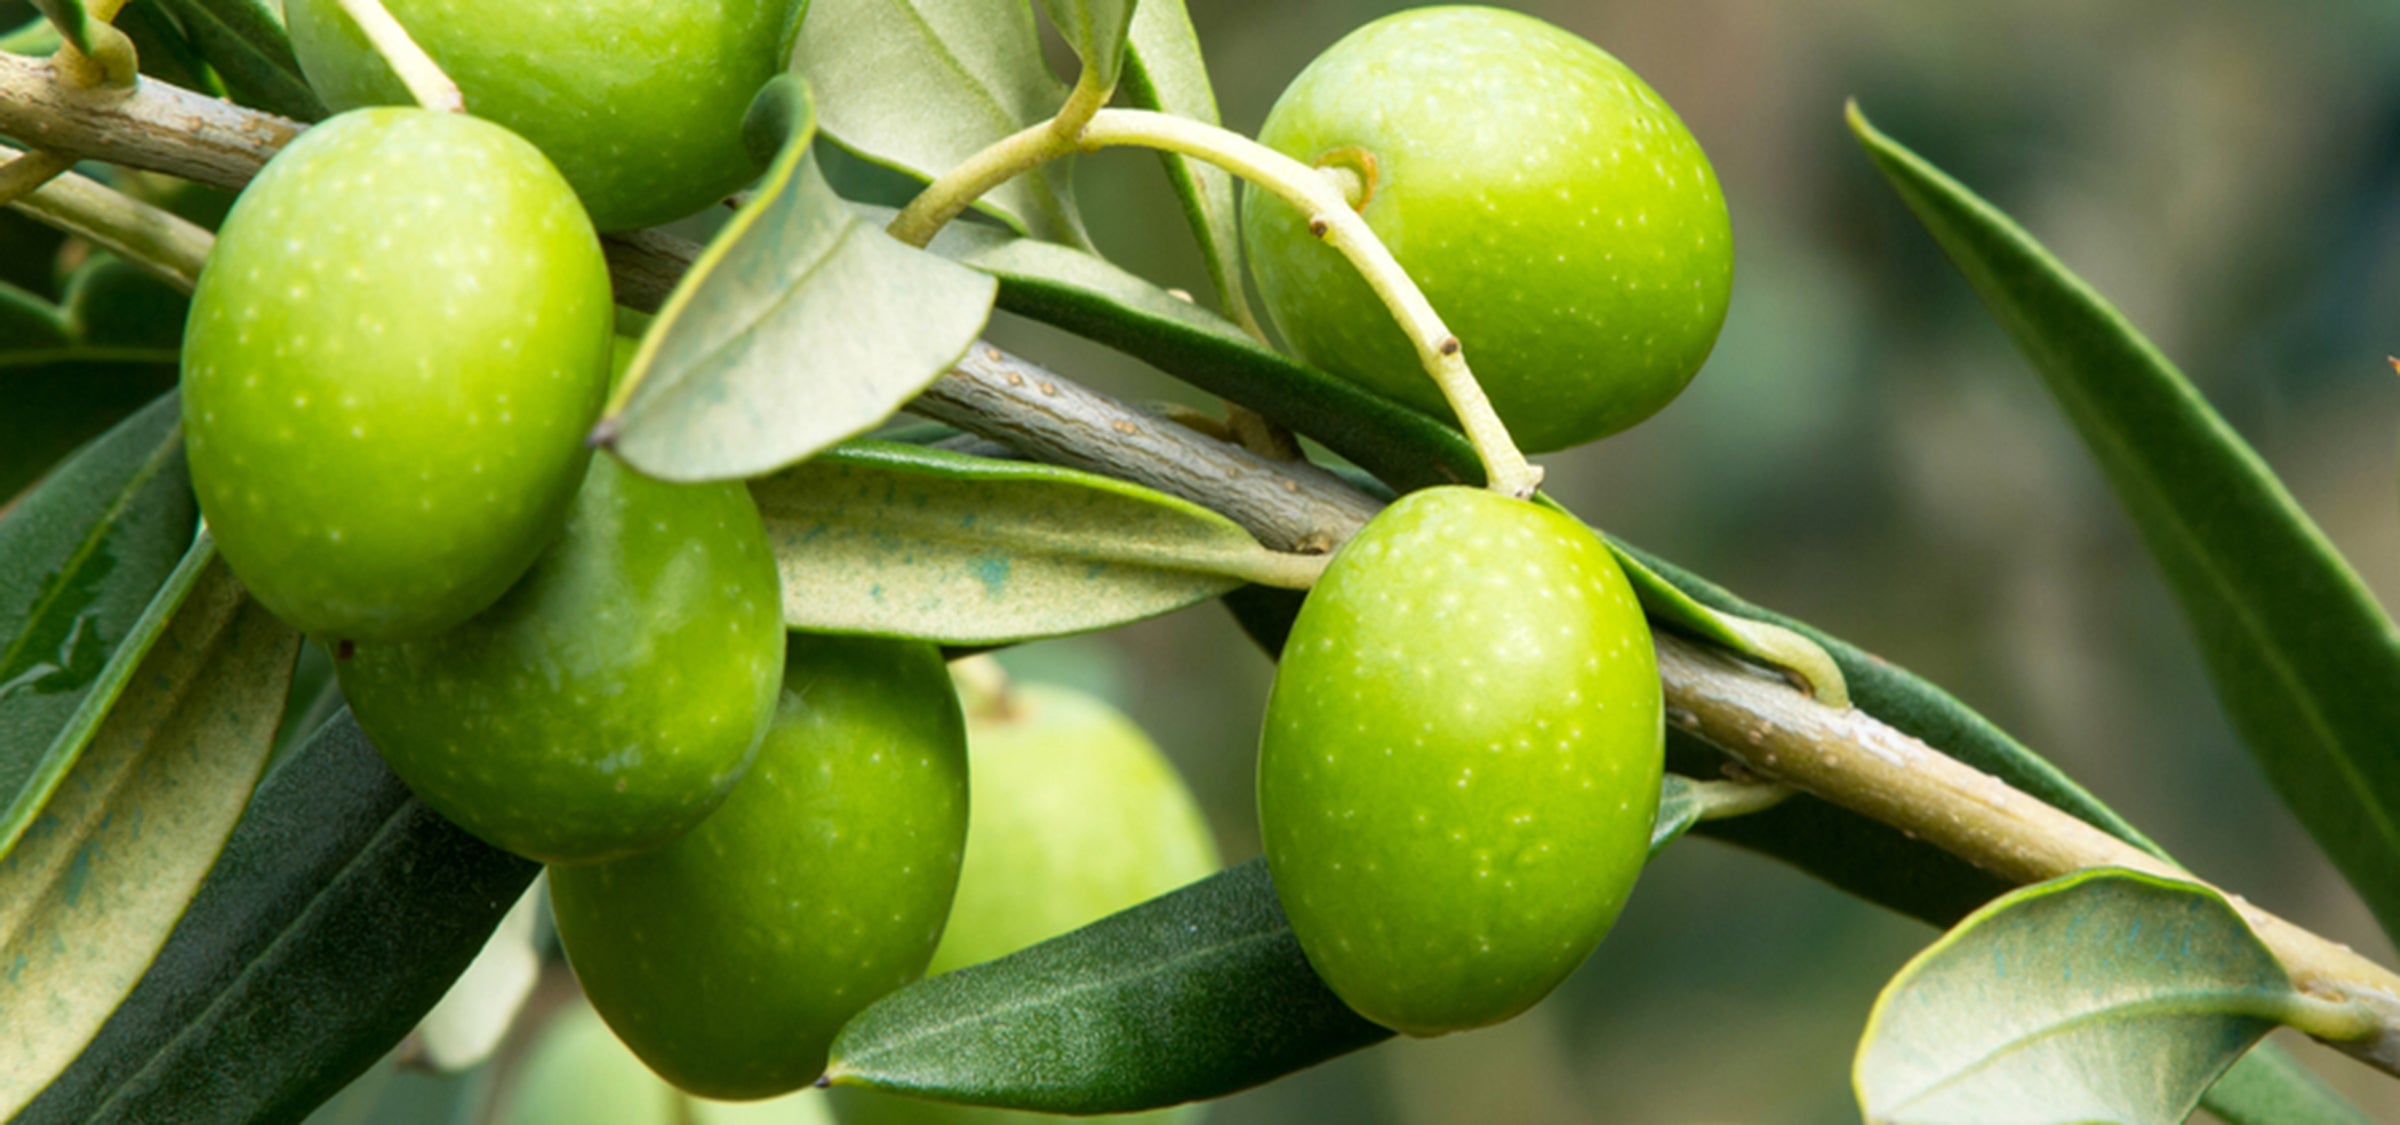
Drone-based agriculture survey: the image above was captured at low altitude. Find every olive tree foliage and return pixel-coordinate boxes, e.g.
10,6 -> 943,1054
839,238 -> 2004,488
0,1 -> 2398,1123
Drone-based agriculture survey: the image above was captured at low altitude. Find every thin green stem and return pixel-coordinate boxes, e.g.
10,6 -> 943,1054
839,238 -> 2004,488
2,148 -> 211,291
0,148 -> 73,209
886,70 -> 1110,250
1686,776 -> 1796,822
332,0 -> 460,113
2276,991 -> 2381,1043
1077,109 -> 1536,497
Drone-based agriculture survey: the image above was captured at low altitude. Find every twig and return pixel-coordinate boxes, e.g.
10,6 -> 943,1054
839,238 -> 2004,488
8,58 -> 2400,1076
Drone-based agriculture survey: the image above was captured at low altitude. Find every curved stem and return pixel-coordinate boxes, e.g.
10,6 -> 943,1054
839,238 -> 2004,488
886,70 -> 1111,250
332,0 -> 461,113
2,148 -> 210,290
0,147 -> 73,209
1077,109 -> 1536,498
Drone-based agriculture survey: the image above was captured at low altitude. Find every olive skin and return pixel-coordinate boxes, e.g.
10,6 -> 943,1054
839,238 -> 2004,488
338,451 -> 785,865
1257,486 -> 1663,1036
931,682 -> 1220,975
838,681 -> 1218,1125
550,634 -> 971,1101
182,108 -> 611,642
286,0 -> 796,231
1241,6 -> 1733,452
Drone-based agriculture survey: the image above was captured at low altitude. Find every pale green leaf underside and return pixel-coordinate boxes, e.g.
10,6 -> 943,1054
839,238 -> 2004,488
1039,0 -> 1135,90
1852,104 -> 2400,948
753,441 -> 1272,644
0,559 -> 299,1115
1856,869 -> 2296,1125
795,0 -> 1088,245
607,77 -> 997,483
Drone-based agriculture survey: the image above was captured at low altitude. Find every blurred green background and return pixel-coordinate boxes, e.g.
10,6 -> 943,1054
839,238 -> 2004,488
1007,1 -> 2400,1120
13,0 -> 2400,1120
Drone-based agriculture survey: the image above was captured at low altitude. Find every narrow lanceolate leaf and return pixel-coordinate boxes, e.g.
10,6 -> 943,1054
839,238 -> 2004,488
1853,104 -> 2400,947
828,859 -> 1391,1113
794,0 -> 1089,245
753,441 -> 1301,644
28,0 -> 106,59
18,711 -> 539,1123
602,77 -> 997,482
0,560 -> 300,1115
0,395 -> 195,826
1856,870 -> 2369,1125
1040,0 -> 1135,91
148,0 -> 327,120
1121,0 -> 1250,328
0,533 -> 213,860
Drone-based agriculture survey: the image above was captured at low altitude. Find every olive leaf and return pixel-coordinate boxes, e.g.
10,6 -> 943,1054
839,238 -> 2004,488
600,77 -> 997,483
2,259 -> 186,500
1039,0 -> 1135,92
827,858 -> 1391,1113
1855,869 -> 2367,1125
753,441 -> 1311,645
0,558 -> 301,1116
793,0 -> 1089,245
0,395 -> 195,835
1853,103 -> 2400,950
147,0 -> 327,121
17,710 -> 540,1124
1121,0 -> 1248,327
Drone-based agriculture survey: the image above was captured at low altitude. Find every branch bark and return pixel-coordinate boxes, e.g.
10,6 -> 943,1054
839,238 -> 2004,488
9,53 -> 2400,1076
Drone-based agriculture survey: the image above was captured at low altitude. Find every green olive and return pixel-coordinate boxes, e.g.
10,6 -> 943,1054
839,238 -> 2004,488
1257,486 -> 1663,1035
836,678 -> 1218,1125
1242,6 -> 1733,452
337,449 -> 785,865
286,0 -> 796,231
549,633 -> 970,1100
182,107 -> 611,642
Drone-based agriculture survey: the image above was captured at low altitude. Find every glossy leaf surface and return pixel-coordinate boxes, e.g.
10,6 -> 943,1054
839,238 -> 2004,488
0,560 -> 299,1114
827,858 -> 1389,1113
604,77 -> 996,482
0,396 -> 194,847
149,0 -> 327,119
1855,104 -> 2400,947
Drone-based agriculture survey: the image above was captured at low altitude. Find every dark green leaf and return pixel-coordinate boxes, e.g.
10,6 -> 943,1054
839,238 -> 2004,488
1856,869 -> 2356,1125
0,361 -> 180,503
0,394 -> 195,823
828,858 -> 1390,1113
1120,0 -> 1246,325
1039,0 -> 1133,91
149,0 -> 327,120
0,560 -> 300,1114
0,280 -> 72,349
602,77 -> 997,483
60,254 -> 188,350
0,532 -> 212,859
754,440 -> 1296,644
1,259 -> 185,501
794,0 -> 1088,245
19,710 -> 539,1124
115,1 -> 211,91
28,0 -> 102,57
1853,104 -> 2400,948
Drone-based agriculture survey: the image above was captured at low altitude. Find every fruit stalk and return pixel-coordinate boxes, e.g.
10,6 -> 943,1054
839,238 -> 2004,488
891,100 -> 1541,497
15,70 -> 2400,1073
329,0 -> 462,113
0,147 -> 71,209
0,149 -> 210,289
